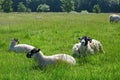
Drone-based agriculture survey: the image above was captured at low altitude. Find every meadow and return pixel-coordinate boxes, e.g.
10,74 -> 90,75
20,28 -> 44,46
0,12 -> 120,80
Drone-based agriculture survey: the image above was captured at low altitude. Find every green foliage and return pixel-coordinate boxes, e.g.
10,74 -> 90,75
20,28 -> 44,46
1,0 -> 120,12
17,2 -> 27,12
80,10 -> 89,14
37,4 -> 50,12
93,4 -> 101,13
0,13 -> 120,80
0,0 -> 3,11
26,8 -> 31,13
75,0 -> 120,12
60,0 -> 75,13
2,0 -> 13,12
0,6 -> 2,12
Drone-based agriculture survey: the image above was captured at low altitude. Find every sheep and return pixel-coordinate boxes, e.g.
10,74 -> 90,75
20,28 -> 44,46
109,14 -> 120,23
72,42 -> 81,57
9,38 -> 35,53
26,48 -> 76,67
73,36 -> 105,57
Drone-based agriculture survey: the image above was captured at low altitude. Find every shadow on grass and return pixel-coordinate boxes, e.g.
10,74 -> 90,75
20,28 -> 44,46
30,62 -> 74,72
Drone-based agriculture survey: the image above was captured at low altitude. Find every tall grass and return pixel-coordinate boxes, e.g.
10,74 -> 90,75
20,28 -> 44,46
0,13 -> 120,80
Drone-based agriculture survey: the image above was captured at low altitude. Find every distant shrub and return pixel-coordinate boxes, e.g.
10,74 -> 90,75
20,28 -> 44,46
37,4 -> 50,12
93,4 -> 101,13
17,2 -> 27,12
60,0 -> 75,13
26,8 -> 31,13
80,10 -> 89,14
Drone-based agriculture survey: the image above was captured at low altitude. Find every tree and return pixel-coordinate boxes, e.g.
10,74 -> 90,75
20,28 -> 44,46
27,0 -> 40,12
60,0 -> 75,13
0,0 -> 4,11
108,0 -> 120,12
17,2 -> 27,12
37,4 -> 50,12
74,0 -> 81,12
93,4 -> 101,13
46,0 -> 62,12
2,0 -> 13,12
1,0 -> 120,12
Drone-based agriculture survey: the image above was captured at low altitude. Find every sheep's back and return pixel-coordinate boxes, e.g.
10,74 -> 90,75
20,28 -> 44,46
53,54 -> 76,65
110,14 -> 120,22
89,39 -> 103,52
14,44 -> 35,53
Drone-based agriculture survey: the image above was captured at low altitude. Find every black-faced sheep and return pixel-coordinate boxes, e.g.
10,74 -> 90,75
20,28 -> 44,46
72,36 -> 105,57
26,48 -> 76,67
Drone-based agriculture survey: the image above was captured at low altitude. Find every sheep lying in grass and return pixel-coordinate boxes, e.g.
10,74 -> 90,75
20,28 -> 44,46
79,36 -> 105,56
72,42 -> 81,57
72,36 -> 105,57
26,48 -> 76,67
9,38 -> 35,53
109,14 -> 120,23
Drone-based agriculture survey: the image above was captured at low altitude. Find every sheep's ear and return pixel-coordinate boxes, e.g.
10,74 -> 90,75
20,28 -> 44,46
14,38 -> 18,40
37,49 -> 40,52
14,38 -> 19,42
87,37 -> 92,43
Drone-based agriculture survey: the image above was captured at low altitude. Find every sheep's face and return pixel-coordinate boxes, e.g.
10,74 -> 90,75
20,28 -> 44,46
79,36 -> 92,46
26,48 -> 40,58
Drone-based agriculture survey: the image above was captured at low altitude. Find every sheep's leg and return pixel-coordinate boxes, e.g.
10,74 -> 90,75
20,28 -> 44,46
78,49 -> 81,57
110,19 -> 112,23
83,51 -> 87,57
99,44 -> 105,53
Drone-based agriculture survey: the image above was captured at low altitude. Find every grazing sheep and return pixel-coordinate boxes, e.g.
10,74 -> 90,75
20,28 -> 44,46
26,48 -> 76,67
9,38 -> 35,53
73,36 -> 105,57
109,14 -> 120,23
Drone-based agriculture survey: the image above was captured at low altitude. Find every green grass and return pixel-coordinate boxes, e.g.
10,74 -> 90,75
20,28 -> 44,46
0,12 -> 120,80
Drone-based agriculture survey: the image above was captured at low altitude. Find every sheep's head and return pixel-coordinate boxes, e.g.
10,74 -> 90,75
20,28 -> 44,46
11,38 -> 19,44
26,48 -> 40,58
78,36 -> 92,46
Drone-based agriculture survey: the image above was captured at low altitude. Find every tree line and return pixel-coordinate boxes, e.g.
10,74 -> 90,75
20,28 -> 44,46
0,0 -> 120,13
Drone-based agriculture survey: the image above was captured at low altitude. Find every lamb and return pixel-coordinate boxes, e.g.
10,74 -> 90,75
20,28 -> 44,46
72,42 -> 81,57
26,48 -> 76,67
9,38 -> 35,53
109,14 -> 120,23
72,36 -> 105,57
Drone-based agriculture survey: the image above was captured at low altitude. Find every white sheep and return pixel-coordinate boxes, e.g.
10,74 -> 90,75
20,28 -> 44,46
73,36 -> 105,57
109,14 -> 120,23
9,38 -> 35,53
72,42 -> 81,57
89,39 -> 105,53
26,48 -> 76,67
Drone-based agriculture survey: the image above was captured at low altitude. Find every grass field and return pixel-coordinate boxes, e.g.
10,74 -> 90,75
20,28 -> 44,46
0,12 -> 120,80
